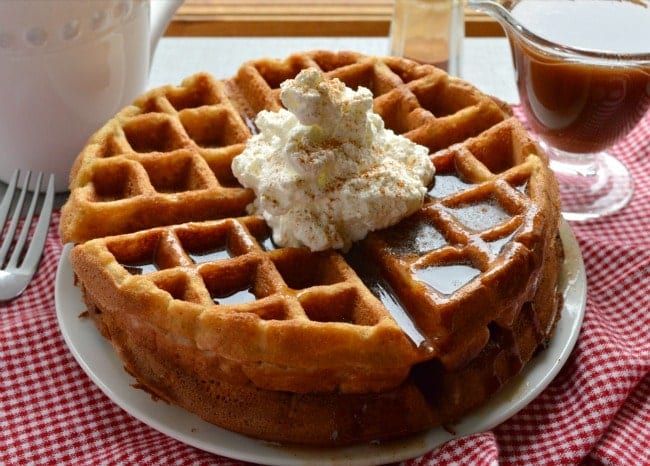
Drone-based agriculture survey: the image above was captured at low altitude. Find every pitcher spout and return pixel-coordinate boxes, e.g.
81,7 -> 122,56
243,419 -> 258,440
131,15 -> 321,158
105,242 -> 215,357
467,0 -> 519,36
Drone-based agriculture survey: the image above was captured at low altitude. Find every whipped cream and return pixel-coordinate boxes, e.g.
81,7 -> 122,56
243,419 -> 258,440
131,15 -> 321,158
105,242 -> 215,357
232,68 -> 434,251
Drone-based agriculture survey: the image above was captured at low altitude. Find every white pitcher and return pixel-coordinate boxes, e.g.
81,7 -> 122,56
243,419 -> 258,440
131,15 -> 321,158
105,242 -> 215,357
0,0 -> 183,192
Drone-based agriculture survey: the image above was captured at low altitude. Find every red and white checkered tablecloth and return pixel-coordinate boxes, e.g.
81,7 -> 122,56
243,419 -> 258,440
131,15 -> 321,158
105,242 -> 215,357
2,111 -> 649,466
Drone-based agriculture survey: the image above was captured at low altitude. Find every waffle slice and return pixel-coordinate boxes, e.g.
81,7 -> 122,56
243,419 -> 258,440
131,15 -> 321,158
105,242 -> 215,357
63,51 -> 563,445
70,215 -> 424,394
364,117 -> 561,371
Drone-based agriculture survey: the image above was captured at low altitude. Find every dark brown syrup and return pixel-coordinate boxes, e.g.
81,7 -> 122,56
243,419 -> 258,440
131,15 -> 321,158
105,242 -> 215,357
189,247 -> 231,264
212,287 -> 257,305
510,1 -> 650,153
345,245 -> 432,350
122,261 -> 158,275
412,263 -> 481,296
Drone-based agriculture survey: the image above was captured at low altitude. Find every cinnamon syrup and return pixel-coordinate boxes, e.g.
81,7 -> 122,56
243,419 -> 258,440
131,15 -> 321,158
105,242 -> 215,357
510,0 -> 650,153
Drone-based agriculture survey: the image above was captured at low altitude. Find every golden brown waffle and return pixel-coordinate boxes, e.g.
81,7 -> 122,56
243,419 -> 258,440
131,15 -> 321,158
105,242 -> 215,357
63,51 -> 563,445
76,230 -> 561,445
60,51 -> 510,243
70,216 -> 423,394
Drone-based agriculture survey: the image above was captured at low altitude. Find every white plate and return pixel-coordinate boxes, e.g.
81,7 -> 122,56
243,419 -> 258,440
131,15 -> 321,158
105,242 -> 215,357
55,221 -> 586,466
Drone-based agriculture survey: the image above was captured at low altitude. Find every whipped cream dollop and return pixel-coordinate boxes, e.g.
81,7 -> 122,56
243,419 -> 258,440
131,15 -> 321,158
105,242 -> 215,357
231,68 -> 434,251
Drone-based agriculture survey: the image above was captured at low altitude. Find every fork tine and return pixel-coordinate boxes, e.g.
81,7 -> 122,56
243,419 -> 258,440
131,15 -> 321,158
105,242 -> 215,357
0,169 -> 20,231
0,170 -> 32,266
11,173 -> 55,273
7,172 -> 44,269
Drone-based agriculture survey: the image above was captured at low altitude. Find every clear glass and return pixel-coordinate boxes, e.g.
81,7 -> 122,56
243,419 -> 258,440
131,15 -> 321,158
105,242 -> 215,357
469,0 -> 650,221
390,0 -> 464,76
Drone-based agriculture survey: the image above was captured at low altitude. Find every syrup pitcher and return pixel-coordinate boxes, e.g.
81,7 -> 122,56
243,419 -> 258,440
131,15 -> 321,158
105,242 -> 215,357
0,0 -> 183,192
469,0 -> 650,220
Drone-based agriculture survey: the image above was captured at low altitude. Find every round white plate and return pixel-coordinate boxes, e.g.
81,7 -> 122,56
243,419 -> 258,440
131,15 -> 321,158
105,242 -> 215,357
55,221 -> 586,466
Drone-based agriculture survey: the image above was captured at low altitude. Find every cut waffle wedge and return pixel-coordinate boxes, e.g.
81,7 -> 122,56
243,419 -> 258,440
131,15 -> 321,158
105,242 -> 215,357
62,51 -> 563,446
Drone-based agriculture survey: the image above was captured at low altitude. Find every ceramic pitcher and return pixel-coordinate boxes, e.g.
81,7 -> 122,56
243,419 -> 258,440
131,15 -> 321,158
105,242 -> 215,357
0,0 -> 183,192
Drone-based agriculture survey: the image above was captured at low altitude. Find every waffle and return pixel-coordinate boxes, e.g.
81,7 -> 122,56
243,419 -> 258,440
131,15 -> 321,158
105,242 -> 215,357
59,51 -> 510,243
62,51 -> 563,445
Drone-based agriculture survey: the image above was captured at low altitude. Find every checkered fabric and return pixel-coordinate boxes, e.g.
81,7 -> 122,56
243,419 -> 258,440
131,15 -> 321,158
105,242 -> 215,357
2,111 -> 649,466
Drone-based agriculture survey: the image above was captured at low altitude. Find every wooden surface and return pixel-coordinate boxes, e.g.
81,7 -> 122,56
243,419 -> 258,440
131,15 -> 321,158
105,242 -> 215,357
167,1 -> 504,37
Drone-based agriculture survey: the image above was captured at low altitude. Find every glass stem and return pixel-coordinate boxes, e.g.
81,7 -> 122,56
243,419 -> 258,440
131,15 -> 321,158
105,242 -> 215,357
544,145 -> 600,178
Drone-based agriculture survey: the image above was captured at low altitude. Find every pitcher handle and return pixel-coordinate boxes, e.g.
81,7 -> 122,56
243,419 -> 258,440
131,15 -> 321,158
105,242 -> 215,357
150,0 -> 183,62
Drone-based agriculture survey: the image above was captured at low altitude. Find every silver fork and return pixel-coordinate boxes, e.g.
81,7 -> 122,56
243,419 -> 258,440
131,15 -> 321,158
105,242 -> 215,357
0,170 -> 55,302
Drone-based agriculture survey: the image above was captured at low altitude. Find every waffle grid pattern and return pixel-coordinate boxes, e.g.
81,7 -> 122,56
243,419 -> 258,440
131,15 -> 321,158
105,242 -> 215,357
60,51 -> 563,445
367,119 -> 555,371
2,107 -> 649,466
70,114 -> 558,397
60,51 -> 509,243
77,214 -> 419,394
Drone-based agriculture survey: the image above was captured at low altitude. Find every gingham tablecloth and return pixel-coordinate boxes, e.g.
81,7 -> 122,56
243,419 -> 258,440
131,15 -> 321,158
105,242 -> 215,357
2,112 -> 649,466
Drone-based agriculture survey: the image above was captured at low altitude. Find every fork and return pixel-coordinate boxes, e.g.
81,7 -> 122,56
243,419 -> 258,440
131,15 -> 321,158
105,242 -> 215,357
0,170 -> 55,302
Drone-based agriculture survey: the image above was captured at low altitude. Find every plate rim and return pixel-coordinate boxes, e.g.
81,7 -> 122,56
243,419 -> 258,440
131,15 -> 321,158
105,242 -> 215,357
55,220 -> 586,466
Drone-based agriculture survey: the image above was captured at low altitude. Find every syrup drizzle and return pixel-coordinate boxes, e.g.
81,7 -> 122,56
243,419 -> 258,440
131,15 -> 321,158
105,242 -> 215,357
387,220 -> 447,257
372,279 -> 432,350
189,247 -> 231,264
345,246 -> 431,350
212,287 -> 256,305
447,200 -> 511,232
260,235 -> 278,251
515,181 -> 528,195
429,174 -> 474,198
413,263 -> 481,296
122,261 -> 158,275
485,230 -> 518,256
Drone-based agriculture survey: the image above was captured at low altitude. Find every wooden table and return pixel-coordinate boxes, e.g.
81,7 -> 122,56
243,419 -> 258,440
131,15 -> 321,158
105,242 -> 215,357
166,0 -> 504,37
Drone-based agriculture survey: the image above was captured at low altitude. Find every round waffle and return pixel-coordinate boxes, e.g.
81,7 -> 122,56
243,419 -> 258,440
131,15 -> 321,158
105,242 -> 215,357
61,51 -> 563,445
